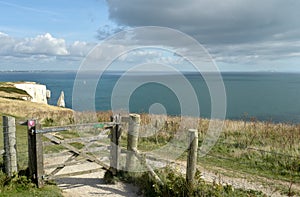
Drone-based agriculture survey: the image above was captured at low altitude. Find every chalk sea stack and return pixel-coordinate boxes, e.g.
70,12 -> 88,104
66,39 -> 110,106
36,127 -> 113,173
57,91 -> 65,108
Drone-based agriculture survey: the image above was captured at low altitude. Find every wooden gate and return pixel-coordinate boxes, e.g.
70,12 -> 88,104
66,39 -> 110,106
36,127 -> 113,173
26,114 -> 177,189
27,120 -> 120,187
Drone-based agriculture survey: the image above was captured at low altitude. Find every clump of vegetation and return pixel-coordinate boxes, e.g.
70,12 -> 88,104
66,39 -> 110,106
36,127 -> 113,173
119,166 -> 266,197
0,171 -> 62,197
0,171 -> 32,192
44,117 -> 54,126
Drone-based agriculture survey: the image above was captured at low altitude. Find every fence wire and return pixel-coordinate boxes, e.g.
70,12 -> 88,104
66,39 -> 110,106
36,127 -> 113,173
1,123 -> 28,170
137,133 -> 299,183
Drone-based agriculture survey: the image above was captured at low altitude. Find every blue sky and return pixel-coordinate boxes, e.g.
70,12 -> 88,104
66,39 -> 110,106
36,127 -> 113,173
0,0 -> 108,42
0,0 -> 300,72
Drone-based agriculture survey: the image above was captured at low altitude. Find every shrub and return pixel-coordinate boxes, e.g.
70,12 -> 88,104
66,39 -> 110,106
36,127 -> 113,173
120,166 -> 266,197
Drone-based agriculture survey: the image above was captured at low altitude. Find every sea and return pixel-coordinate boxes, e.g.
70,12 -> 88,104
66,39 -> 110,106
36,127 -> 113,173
1,70 -> 300,123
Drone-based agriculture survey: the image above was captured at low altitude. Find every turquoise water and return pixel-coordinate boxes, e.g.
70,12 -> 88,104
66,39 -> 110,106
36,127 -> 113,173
1,71 -> 300,123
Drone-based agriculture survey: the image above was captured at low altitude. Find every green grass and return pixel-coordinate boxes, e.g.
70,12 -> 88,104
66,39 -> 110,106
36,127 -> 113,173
69,142 -> 85,149
0,171 -> 62,197
43,144 -> 67,154
200,127 -> 300,184
117,167 -> 266,197
0,186 -> 62,197
0,117 -> 29,169
55,130 -> 81,139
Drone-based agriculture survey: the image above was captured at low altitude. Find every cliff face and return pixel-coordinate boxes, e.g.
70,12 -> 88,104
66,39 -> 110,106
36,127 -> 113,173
0,82 -> 72,123
14,82 -> 50,104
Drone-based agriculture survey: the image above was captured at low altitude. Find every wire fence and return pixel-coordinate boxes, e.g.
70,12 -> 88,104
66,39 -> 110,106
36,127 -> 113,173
136,131 -> 300,184
1,118 -> 29,172
16,130 -> 29,170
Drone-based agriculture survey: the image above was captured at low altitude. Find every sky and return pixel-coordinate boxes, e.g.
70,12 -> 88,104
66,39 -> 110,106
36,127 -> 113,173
0,0 -> 300,72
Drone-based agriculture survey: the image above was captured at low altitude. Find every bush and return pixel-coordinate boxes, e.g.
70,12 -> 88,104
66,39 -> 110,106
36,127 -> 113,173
120,166 -> 266,197
0,170 -> 62,196
0,171 -> 34,193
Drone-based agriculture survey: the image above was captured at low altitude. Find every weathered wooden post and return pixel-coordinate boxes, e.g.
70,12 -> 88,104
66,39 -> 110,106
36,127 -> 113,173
2,116 -> 18,176
109,115 -> 121,175
27,120 -> 44,188
125,114 -> 140,172
186,129 -> 198,188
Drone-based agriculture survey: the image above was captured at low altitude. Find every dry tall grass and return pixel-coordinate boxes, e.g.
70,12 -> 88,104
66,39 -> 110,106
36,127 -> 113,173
0,97 -> 73,124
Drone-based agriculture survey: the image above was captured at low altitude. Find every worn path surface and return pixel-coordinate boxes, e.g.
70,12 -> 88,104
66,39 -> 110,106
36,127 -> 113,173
56,170 -> 140,197
46,151 -> 298,197
44,153 -> 141,197
51,159 -> 298,197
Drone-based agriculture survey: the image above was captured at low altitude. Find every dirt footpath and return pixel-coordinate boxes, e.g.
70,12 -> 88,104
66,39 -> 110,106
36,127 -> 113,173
48,154 -> 298,197
56,170 -> 141,197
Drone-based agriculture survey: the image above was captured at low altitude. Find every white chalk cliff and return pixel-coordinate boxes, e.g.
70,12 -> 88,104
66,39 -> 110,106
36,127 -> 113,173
14,82 -> 50,104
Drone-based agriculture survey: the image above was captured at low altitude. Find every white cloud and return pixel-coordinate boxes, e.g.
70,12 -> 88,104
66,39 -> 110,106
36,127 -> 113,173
0,32 -> 99,70
0,32 -> 97,59
68,41 -> 95,57
0,32 -> 8,37
14,33 -> 69,55
0,32 -> 16,55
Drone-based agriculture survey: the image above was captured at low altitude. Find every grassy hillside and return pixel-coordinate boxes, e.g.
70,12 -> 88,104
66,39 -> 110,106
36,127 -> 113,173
0,82 -> 73,124
0,97 -> 73,123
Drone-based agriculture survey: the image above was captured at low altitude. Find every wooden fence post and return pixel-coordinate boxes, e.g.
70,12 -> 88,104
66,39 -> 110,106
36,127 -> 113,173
186,129 -> 198,188
109,115 -> 121,175
27,120 -> 44,188
126,114 -> 140,172
2,116 -> 18,176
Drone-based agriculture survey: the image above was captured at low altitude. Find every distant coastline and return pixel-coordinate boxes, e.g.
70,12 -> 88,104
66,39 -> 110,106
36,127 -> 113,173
2,69 -> 300,74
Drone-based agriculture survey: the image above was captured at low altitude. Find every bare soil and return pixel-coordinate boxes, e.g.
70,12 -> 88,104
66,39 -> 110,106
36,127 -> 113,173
56,170 -> 140,197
